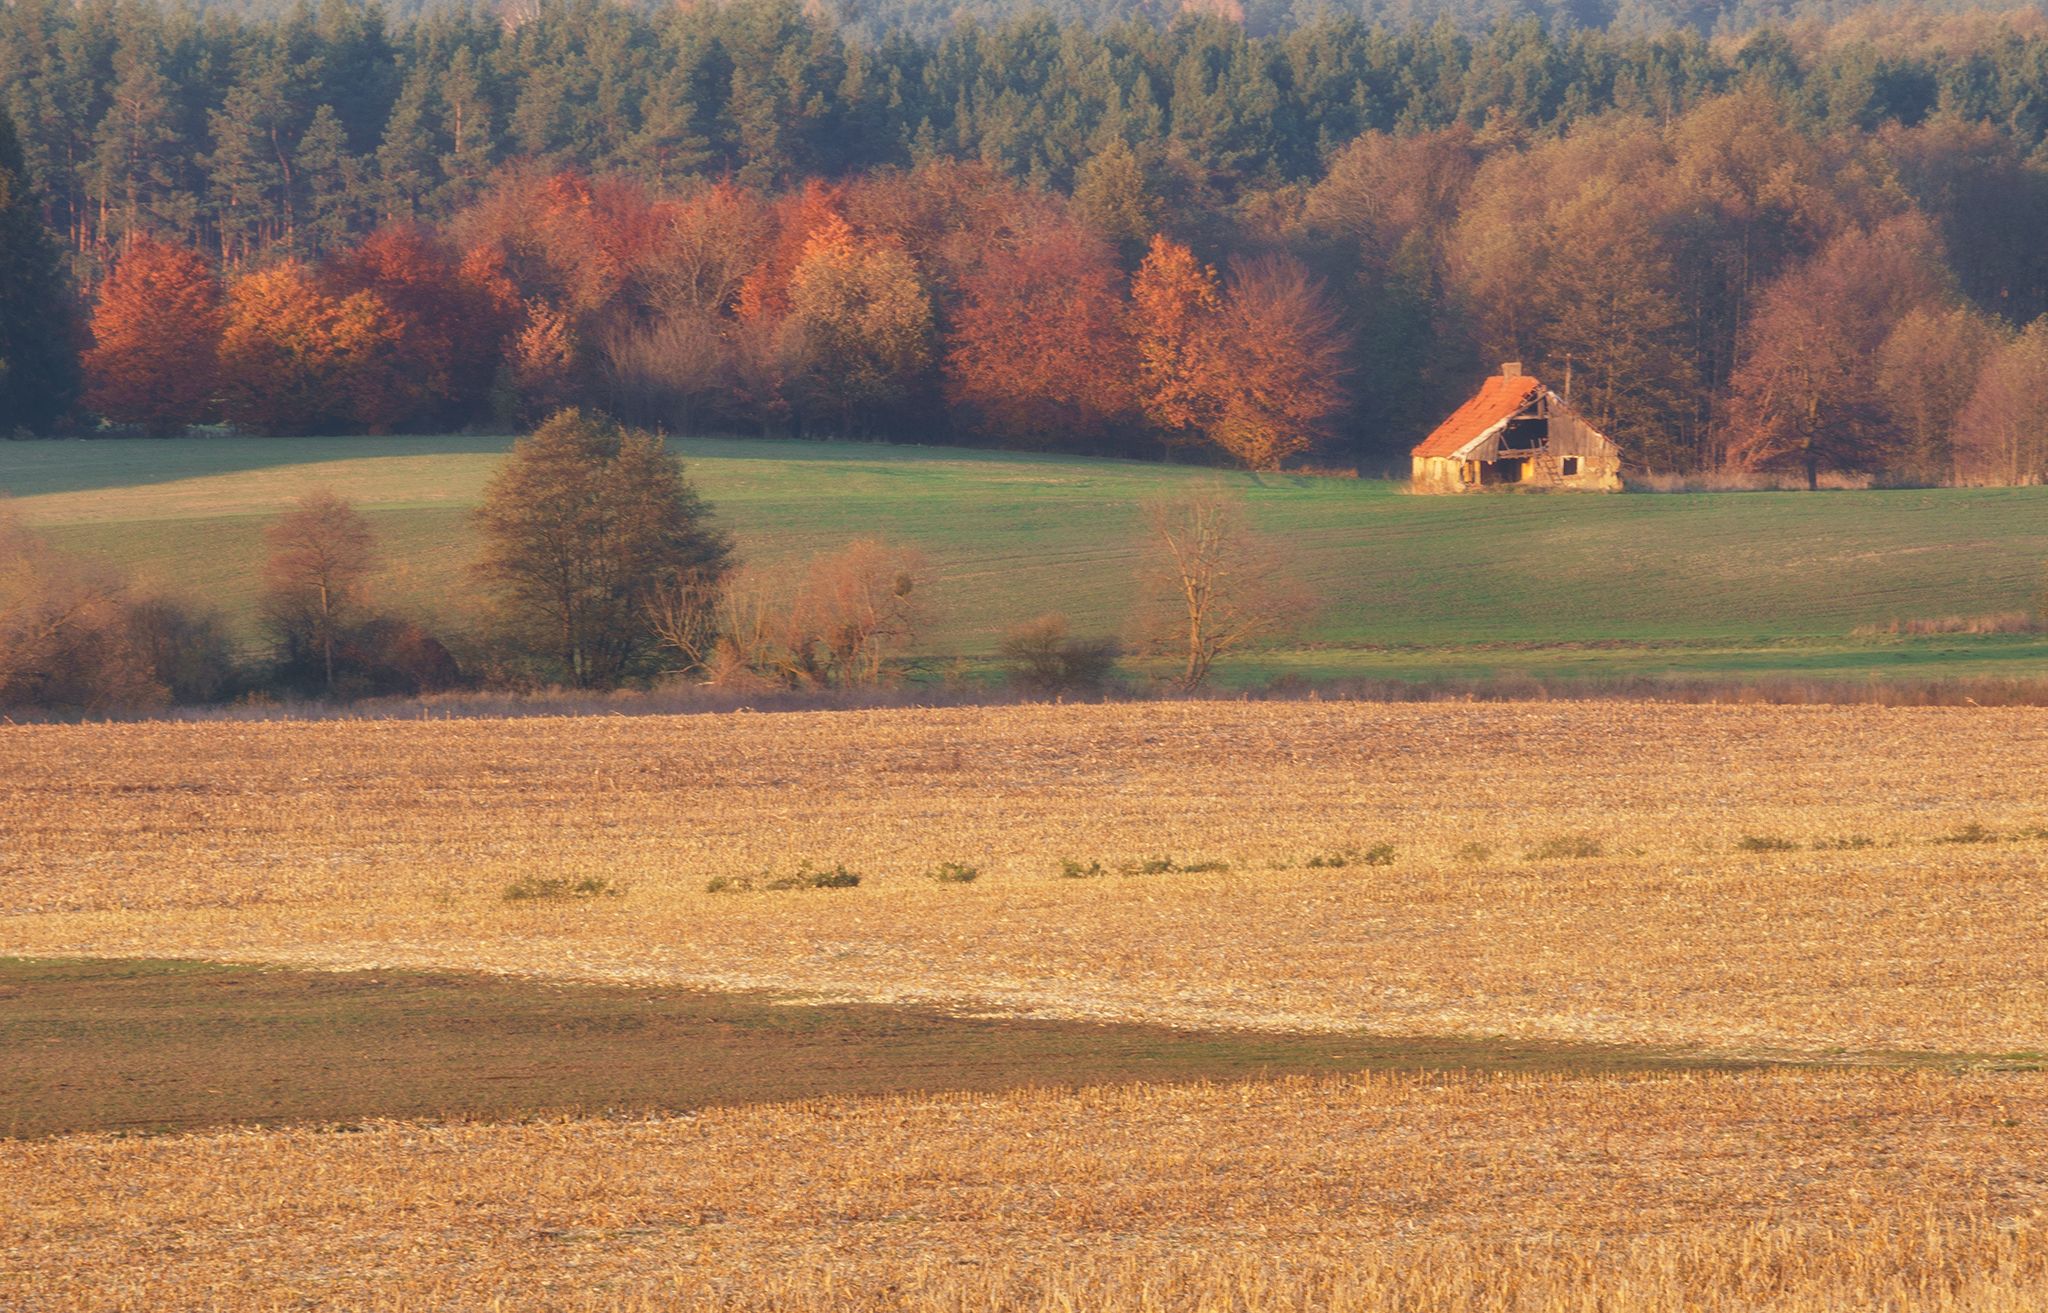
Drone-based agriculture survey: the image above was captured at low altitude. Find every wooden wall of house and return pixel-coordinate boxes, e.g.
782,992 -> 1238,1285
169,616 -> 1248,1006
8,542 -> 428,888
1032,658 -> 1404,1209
1537,407 -> 1624,489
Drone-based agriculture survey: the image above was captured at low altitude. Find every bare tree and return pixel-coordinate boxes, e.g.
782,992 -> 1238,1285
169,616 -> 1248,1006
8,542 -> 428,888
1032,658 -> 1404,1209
696,543 -> 930,689
645,567 -> 727,675
1141,491 -> 1314,691
262,490 -> 379,695
786,539 -> 929,687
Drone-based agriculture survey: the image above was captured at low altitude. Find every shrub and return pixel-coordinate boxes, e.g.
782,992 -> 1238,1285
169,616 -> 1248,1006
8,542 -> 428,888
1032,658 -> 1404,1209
1526,835 -> 1604,861
1939,822 -> 1999,844
1736,835 -> 1799,852
1358,843 -> 1396,866
927,862 -> 980,884
1059,858 -> 1106,879
998,614 -> 1122,695
503,874 -> 622,902
124,598 -> 241,704
1,516 -> 165,712
1456,841 -> 1495,863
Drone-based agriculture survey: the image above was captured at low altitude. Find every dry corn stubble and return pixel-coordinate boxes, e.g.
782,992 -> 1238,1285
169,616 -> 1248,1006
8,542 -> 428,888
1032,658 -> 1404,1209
2,1067 -> 2046,1310
4,701 -> 2046,1053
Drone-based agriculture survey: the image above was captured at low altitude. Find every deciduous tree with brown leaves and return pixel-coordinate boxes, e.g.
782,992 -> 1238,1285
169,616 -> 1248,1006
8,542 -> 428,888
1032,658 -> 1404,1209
1954,317 -> 2048,486
474,409 -> 732,688
1724,216 -> 1953,488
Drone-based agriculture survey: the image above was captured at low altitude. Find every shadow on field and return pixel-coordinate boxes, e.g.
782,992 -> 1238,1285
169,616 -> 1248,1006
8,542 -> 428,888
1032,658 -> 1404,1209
3,957 -> 1787,1139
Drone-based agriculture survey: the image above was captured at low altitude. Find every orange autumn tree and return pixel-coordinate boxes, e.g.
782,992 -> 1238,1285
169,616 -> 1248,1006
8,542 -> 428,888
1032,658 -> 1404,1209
1130,235 -> 1227,451
779,212 -> 932,436
83,237 -> 223,434
217,261 -> 405,435
1131,237 -> 1348,469
944,219 -> 1136,447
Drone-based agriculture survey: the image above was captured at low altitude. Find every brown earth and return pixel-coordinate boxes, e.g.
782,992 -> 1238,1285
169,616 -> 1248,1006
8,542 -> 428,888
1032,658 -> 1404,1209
0,956 -> 1781,1140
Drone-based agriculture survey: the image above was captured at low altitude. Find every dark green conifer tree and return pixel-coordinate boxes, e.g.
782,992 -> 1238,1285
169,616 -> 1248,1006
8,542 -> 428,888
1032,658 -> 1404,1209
0,104 -> 79,432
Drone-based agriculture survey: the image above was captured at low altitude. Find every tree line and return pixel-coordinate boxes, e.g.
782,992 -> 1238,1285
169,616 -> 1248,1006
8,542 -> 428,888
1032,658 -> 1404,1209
8,0 -> 2048,480
0,407 -> 1302,711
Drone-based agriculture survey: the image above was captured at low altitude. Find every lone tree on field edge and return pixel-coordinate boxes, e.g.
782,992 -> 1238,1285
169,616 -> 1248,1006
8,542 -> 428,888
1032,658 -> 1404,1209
261,491 -> 379,696
1142,490 -> 1314,691
474,408 -> 732,688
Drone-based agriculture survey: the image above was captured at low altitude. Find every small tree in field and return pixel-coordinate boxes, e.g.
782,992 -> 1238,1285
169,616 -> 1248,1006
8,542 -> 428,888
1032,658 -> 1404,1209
1141,491 -> 1314,691
262,491 -> 379,695
475,408 -> 732,688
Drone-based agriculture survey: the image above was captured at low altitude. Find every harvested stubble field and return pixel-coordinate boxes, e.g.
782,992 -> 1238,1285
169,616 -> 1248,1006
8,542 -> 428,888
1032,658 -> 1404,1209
5,700 -> 2048,1052
5,1070 -> 2047,1310
4,700 -> 2048,1309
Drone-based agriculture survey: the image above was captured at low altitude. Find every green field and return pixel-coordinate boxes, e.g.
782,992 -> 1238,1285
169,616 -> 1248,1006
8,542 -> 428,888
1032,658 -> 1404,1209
4,433 -> 2046,684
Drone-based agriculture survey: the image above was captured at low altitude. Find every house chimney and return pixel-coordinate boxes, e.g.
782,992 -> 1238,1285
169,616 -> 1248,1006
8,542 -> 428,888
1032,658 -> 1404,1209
1500,361 -> 1523,377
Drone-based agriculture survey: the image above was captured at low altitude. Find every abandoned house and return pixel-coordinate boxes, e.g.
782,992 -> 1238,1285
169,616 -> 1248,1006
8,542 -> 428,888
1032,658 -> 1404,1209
1410,364 -> 1623,493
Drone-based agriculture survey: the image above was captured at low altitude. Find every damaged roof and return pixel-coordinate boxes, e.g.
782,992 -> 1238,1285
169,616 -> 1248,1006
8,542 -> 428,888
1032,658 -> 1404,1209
1411,374 -> 1543,459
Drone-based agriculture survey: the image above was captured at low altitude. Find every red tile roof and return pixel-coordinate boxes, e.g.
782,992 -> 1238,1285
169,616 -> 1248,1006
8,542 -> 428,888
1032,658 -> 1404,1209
1411,375 -> 1543,459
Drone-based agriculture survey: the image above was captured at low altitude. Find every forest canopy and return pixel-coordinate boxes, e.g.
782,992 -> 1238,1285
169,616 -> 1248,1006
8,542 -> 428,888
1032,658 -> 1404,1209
8,0 -> 2048,480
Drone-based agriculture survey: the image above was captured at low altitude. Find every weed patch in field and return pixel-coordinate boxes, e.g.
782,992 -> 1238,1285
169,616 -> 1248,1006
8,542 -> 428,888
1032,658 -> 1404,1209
1939,822 -> 2000,845
1736,835 -> 1800,853
1812,834 -> 1877,850
925,862 -> 979,884
1525,835 -> 1605,861
503,875 -> 623,903
708,862 -> 863,895
1305,844 -> 1395,869
1120,856 -> 1231,876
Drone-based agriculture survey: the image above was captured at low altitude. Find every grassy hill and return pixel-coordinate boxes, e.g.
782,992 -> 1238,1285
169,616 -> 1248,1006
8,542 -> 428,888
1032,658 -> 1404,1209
4,433 -> 2046,684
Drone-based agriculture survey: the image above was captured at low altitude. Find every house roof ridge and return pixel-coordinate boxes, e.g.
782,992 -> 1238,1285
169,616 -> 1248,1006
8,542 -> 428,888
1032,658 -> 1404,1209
1411,374 -> 1545,460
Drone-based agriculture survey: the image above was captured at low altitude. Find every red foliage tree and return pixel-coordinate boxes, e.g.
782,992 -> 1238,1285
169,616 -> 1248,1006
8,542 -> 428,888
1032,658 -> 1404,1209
944,219 -> 1136,446
325,225 -> 510,426
82,237 -> 223,434
453,168 -> 671,333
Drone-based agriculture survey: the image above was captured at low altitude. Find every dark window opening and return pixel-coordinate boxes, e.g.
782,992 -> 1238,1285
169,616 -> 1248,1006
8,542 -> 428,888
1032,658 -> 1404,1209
1561,456 -> 1581,476
1500,417 -> 1548,451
